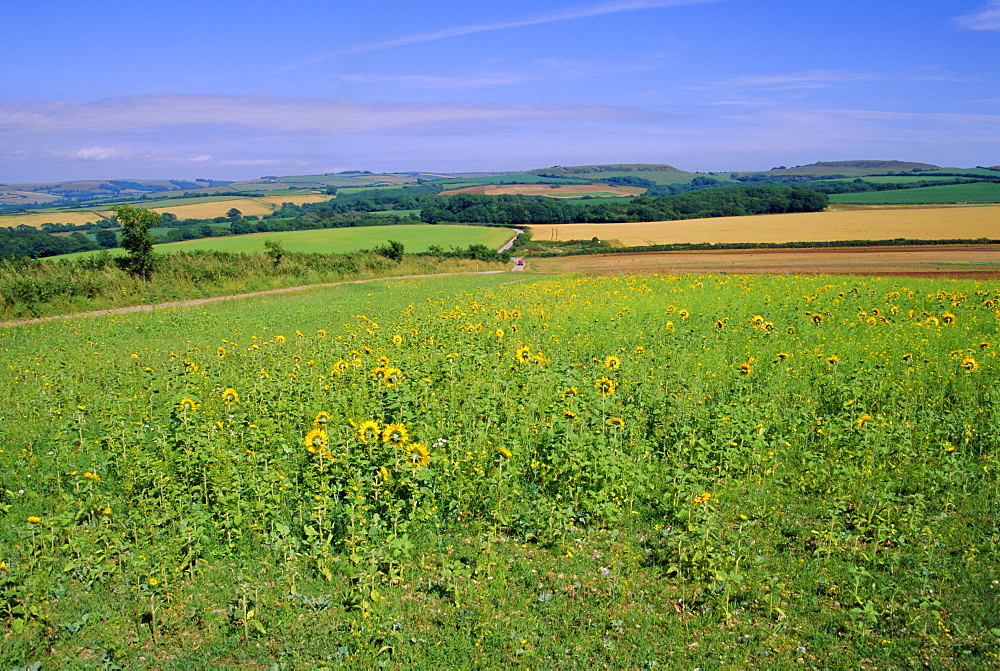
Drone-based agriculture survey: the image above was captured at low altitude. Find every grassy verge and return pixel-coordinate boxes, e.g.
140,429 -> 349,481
0,250 -> 505,320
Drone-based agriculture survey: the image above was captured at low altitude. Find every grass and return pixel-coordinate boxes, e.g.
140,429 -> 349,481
49,224 -> 514,262
0,271 -> 997,667
830,183 -> 1000,204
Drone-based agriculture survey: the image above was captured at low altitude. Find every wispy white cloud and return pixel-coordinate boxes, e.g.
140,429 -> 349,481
63,146 -> 132,161
273,0 -> 723,72
954,1 -> 1000,30
696,70 -> 878,92
0,94 -> 659,136
338,73 -> 531,90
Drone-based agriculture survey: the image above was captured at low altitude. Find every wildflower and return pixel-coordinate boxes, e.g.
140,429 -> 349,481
384,367 -> 403,387
562,387 -> 578,399
445,352 -> 459,363
595,377 -> 616,396
27,516 -> 41,523
498,447 -> 513,459
178,397 -> 198,412
775,352 -> 791,361
274,335 -> 286,344
83,472 -> 100,480
317,329 -> 327,338
495,328 -> 504,339
292,355 -> 302,364
357,420 -> 381,443
382,423 -> 409,447
148,577 -> 159,587
406,443 -> 430,467
604,355 -> 621,371
333,360 -> 349,372
826,355 -> 840,366
941,312 -> 956,326
392,334 -> 403,345
607,417 -> 625,430
314,411 -> 331,428
222,388 -> 239,404
515,345 -> 532,363
563,410 -> 578,420
856,414 -> 872,430
738,357 -> 754,376
811,313 -> 824,324
664,320 -> 675,333
304,429 -> 329,454
692,493 -> 712,505
634,345 -> 646,354
678,309 -> 690,319
961,356 -> 978,372
751,315 -> 765,327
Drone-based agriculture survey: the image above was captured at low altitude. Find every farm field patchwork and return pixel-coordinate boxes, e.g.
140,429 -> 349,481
1,271 -> 997,667
528,205 -> 1000,246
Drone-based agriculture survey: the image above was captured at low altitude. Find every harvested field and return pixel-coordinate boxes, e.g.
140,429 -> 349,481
528,244 -> 1000,278
0,195 -> 333,229
152,194 -> 332,219
440,183 -> 644,198
528,206 -> 1000,246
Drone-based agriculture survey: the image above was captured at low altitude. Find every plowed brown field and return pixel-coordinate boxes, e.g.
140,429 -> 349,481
528,244 -> 1000,278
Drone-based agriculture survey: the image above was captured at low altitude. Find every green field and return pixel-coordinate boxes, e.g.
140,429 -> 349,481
51,224 -> 514,261
1,272 -> 997,667
830,182 -> 1000,204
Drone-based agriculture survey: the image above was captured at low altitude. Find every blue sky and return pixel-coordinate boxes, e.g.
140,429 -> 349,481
2,0 -> 998,182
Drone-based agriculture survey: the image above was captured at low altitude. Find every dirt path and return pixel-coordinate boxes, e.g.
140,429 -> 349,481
0,269 -> 511,328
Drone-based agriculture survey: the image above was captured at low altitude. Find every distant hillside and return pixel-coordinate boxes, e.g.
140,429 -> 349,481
758,160 -> 940,177
527,164 -> 682,175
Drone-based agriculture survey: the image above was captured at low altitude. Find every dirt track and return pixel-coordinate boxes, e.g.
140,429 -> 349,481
528,244 -> 1000,279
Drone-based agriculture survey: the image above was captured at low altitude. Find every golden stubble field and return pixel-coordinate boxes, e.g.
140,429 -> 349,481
0,195 -> 333,229
529,205 -> 1000,246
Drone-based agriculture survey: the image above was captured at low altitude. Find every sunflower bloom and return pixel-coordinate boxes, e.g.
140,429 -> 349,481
515,345 -> 532,363
693,493 -> 712,505
178,397 -> 198,412
604,355 -> 621,371
304,428 -> 329,454
595,377 -> 616,396
856,414 -> 872,430
811,313 -> 824,324
941,312 -> 956,326
607,417 -> 625,430
314,411 -> 331,428
382,423 -> 409,447
222,388 -> 239,404
498,447 -> 513,459
961,356 -> 978,372
406,443 -> 431,467
358,420 -> 381,443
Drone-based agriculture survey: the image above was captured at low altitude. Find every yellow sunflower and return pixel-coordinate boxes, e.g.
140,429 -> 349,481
304,428 -> 329,454
222,388 -> 239,404
382,423 -> 409,447
856,414 -> 872,430
384,367 -> 403,387
314,411 -> 331,428
607,417 -> 625,430
811,313 -> 824,324
595,377 -> 616,396
515,345 -> 532,363
357,420 -> 381,443
405,442 -> 431,467
961,356 -> 978,372
941,312 -> 956,326
178,397 -> 198,412
604,355 -> 621,371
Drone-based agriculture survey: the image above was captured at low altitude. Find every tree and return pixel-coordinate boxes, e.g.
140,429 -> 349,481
375,239 -> 404,262
111,204 -> 160,279
263,239 -> 285,266
226,208 -> 242,218
95,228 -> 118,248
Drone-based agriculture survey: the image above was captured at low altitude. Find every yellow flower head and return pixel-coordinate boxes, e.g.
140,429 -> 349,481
357,420 -> 381,444
222,388 -> 239,404
406,442 -> 431,467
304,428 -> 329,454
692,493 -> 712,505
961,356 -> 978,372
27,516 -> 41,523
856,414 -> 873,430
217,347 -> 226,357
595,377 -> 616,396
498,447 -> 513,459
392,334 -> 403,345
313,411 -> 331,428
607,417 -> 625,430
178,397 -> 198,412
811,313 -> 824,324
941,312 -> 957,326
604,355 -> 621,371
382,422 -> 409,447
515,345 -> 532,363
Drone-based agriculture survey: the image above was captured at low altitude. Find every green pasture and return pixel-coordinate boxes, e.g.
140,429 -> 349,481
830,182 -> 1000,204
49,224 -> 514,261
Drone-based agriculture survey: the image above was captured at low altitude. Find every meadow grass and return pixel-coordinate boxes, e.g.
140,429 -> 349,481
50,224 -> 514,263
830,183 -> 1000,204
1,271 -> 997,667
